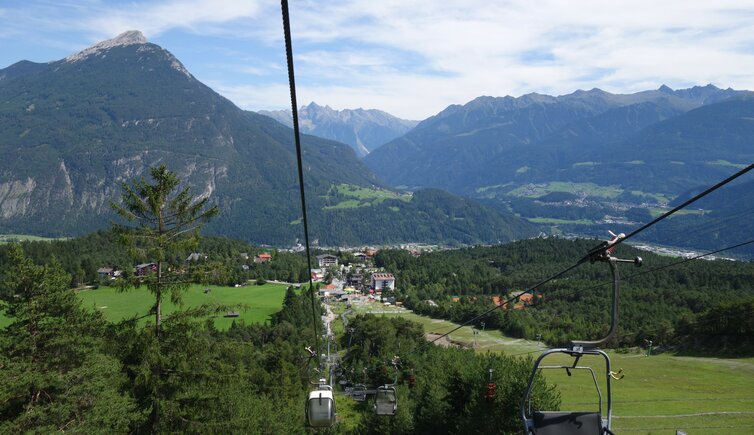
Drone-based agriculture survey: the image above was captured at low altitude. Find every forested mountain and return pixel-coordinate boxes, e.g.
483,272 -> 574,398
0,31 -> 531,246
364,85 -> 750,193
258,102 -> 418,157
364,85 -> 754,254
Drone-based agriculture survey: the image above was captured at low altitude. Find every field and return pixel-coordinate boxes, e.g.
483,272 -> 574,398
506,181 -> 625,199
341,304 -> 754,434
76,283 -> 290,329
323,183 -> 411,210
527,217 -> 593,225
0,234 -> 62,243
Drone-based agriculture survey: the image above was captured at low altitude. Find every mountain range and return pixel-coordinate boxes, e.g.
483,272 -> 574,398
258,103 -> 417,157
0,31 -> 531,246
360,85 -> 754,254
364,85 -> 752,193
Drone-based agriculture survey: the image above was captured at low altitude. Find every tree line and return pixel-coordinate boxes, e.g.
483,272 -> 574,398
374,238 -> 754,353
0,165 -> 562,433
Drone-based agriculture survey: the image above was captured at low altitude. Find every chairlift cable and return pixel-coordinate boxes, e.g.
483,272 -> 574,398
582,164 -> 754,262
430,261 -> 584,343
538,238 -> 754,307
431,166 -> 754,345
281,0 -> 320,360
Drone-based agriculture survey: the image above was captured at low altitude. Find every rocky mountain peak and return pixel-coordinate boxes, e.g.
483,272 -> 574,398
65,30 -> 148,63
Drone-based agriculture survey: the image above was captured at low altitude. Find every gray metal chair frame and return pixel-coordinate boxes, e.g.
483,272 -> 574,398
519,244 -> 640,435
521,347 -> 612,434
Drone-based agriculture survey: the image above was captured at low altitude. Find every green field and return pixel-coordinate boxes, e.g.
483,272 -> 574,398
76,283 -> 290,329
343,306 -> 754,434
649,207 -> 706,219
0,234 -> 62,243
507,181 -> 624,199
323,183 -> 411,210
527,217 -> 593,225
706,160 -> 748,169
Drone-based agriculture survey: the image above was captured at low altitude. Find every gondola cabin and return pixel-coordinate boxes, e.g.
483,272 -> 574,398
374,385 -> 397,416
307,384 -> 336,427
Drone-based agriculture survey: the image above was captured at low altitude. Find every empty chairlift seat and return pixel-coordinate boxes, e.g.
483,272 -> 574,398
374,385 -> 397,416
351,384 -> 367,402
307,385 -> 336,427
530,411 -> 604,435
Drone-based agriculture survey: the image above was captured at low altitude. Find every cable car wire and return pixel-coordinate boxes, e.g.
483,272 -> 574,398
431,165 -> 754,344
581,163 -> 754,261
281,0 -> 320,360
539,238 -> 754,308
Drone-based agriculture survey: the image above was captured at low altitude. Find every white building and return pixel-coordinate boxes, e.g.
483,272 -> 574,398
371,272 -> 395,292
317,254 -> 338,268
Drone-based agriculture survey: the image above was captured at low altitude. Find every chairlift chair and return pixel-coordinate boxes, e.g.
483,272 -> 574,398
307,381 -> 336,427
373,385 -> 397,416
520,236 -> 639,435
351,384 -> 367,402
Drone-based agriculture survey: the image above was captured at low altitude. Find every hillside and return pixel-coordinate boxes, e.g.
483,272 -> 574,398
0,31 -> 532,246
364,85 -> 750,193
364,86 -> 754,253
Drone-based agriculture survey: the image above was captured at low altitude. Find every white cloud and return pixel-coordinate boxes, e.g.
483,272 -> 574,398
5,0 -> 754,119
268,0 -> 754,117
82,0 -> 265,40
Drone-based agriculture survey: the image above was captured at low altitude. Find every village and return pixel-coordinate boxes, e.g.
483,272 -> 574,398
94,243 -> 542,314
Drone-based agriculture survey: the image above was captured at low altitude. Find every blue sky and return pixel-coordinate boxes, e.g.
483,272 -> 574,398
2,0 -> 754,119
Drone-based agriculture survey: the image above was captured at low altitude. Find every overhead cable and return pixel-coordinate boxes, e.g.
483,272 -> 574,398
432,165 -> 754,344
282,0 -> 320,359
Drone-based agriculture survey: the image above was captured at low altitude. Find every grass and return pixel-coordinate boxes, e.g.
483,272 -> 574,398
347,307 -> 754,434
527,217 -> 593,225
348,303 -> 542,355
629,190 -> 672,204
76,283 -> 290,329
706,160 -> 748,169
507,181 -> 624,199
323,184 -> 411,210
547,352 -> 754,434
648,207 -> 705,219
0,234 -> 63,243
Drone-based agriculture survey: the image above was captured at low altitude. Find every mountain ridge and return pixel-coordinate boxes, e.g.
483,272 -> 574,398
0,32 -> 532,246
365,84 -> 752,192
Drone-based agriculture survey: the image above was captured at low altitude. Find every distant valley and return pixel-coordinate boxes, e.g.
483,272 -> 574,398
357,86 -> 754,255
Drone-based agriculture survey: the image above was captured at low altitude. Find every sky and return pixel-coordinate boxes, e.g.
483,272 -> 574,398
2,0 -> 754,120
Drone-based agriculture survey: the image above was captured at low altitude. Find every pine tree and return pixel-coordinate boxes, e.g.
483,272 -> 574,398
111,164 -> 218,336
0,245 -> 139,432
110,165 -> 218,431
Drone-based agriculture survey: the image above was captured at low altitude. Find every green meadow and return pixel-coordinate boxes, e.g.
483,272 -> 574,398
0,234 -> 62,243
76,283 -> 290,329
507,181 -> 625,199
527,217 -> 594,225
345,305 -> 754,434
323,183 -> 411,210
